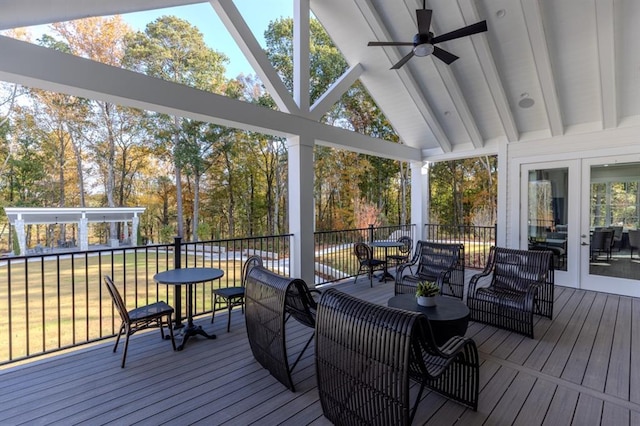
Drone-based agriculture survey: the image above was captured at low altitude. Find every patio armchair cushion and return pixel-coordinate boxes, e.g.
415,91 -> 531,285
315,288 -> 479,425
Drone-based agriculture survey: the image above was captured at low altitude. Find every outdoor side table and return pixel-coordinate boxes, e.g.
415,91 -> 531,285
154,267 -> 224,351
388,294 -> 470,346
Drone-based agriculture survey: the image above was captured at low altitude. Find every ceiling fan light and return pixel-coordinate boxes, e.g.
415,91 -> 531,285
413,43 -> 434,57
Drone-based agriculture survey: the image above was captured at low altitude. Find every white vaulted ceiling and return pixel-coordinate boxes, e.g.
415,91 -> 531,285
0,0 -> 638,162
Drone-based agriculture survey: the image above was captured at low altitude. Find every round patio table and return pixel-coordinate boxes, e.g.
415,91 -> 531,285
370,240 -> 404,281
154,267 -> 224,351
388,294 -> 469,346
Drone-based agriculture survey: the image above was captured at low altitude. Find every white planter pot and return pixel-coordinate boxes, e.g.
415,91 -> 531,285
417,296 -> 437,307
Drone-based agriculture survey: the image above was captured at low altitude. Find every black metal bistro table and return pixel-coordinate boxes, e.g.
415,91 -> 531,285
388,294 -> 469,346
154,267 -> 224,351
370,240 -> 404,281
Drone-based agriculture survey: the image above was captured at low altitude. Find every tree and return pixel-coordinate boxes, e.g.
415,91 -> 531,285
264,17 -> 403,230
124,16 -> 228,240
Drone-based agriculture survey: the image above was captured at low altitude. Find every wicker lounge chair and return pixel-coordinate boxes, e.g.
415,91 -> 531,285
316,288 -> 479,425
467,247 -> 553,338
395,241 -> 465,299
244,262 -> 319,391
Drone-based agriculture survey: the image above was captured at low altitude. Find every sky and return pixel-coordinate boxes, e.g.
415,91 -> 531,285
121,1 -> 293,79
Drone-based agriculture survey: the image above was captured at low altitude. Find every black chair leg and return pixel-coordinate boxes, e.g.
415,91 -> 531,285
211,295 -> 217,324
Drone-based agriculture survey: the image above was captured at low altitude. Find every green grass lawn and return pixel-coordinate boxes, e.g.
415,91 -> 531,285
0,251 -> 244,363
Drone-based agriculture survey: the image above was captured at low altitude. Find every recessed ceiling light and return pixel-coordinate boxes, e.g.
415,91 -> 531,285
518,93 -> 535,108
496,9 -> 506,18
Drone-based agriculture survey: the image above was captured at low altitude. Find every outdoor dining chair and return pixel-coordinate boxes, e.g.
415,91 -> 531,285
211,255 -> 262,332
386,235 -> 413,267
104,275 -> 176,368
353,242 -> 386,287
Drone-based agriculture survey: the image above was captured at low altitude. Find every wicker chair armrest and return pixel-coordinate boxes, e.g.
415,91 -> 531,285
468,270 -> 492,295
395,261 -> 412,284
437,335 -> 477,358
523,282 -> 542,307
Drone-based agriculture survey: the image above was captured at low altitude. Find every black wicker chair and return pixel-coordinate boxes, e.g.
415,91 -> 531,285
104,275 -> 176,368
211,255 -> 262,332
244,262 -> 318,391
353,242 -> 386,287
467,247 -> 553,338
386,236 -> 413,267
315,289 -> 479,425
395,241 -> 465,299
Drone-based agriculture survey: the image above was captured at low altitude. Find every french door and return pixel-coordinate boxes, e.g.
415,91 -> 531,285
521,156 -> 640,295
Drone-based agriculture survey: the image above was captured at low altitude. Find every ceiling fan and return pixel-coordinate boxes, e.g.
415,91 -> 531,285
367,1 -> 488,69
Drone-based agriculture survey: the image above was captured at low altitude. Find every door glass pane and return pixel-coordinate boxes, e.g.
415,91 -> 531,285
527,168 -> 568,271
589,162 -> 640,279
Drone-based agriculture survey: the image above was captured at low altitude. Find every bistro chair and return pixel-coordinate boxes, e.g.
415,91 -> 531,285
386,235 -> 413,267
211,255 -> 262,332
104,275 -> 176,368
353,242 -> 386,287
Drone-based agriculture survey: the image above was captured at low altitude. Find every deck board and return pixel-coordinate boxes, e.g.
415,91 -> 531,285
2,276 -> 640,425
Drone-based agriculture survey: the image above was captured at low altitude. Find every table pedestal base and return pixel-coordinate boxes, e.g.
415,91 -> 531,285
167,324 -> 216,351
378,270 -> 395,282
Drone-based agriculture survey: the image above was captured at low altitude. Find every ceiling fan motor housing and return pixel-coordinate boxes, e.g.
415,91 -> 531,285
413,32 -> 433,46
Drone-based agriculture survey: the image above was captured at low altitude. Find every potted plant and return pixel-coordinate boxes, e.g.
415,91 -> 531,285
416,281 -> 440,307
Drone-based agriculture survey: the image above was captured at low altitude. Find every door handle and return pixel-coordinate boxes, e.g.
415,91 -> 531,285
581,242 -> 589,246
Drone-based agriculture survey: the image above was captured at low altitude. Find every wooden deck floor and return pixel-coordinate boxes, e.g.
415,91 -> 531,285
2,276 -> 640,425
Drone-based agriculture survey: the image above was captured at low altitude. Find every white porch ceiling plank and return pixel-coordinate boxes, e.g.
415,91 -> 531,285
433,61 -> 483,148
310,63 -> 363,121
458,0 -> 519,142
0,0 -> 203,30
355,0 -> 452,152
293,0 -> 311,113
596,0 -> 617,129
425,2 -> 484,149
521,0 -> 563,136
209,0 -> 300,114
0,35 -> 419,162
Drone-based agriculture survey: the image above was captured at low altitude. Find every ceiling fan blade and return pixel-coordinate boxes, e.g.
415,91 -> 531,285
432,46 -> 459,65
368,41 -> 414,46
416,9 -> 432,35
431,20 -> 487,44
391,51 -> 415,69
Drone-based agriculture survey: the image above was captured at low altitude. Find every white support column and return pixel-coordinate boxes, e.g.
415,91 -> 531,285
132,215 -> 139,246
410,161 -> 428,242
293,0 -> 310,113
79,216 -> 88,251
14,218 -> 26,255
288,134 -> 315,285
496,139 -> 508,246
